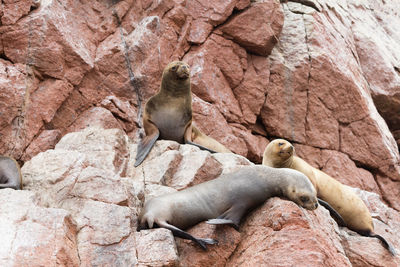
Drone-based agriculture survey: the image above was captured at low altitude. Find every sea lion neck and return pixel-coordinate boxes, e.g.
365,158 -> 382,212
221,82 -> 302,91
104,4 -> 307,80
160,77 -> 191,97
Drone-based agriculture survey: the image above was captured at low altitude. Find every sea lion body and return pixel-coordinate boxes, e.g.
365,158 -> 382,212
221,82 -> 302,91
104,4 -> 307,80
138,165 -> 318,249
144,90 -> 191,143
263,139 -> 396,255
134,61 -> 231,167
0,156 -> 22,190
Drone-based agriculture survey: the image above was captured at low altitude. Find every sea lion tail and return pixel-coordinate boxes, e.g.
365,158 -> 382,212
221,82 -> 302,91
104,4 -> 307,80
369,233 -> 397,256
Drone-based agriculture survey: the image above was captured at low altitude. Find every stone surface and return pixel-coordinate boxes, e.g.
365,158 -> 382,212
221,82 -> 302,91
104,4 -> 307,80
0,189 -> 79,267
13,127 -> 400,266
220,0 -> 284,56
1,0 -> 400,264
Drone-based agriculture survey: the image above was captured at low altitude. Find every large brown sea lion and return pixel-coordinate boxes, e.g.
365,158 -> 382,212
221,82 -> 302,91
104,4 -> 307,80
263,139 -> 396,255
138,165 -> 318,250
0,156 -> 22,190
134,61 -> 231,167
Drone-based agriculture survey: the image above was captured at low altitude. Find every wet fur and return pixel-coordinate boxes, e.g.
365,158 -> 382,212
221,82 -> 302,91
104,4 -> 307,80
0,156 -> 22,190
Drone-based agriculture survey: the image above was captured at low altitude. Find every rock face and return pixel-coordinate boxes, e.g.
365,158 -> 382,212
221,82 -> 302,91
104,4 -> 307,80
0,0 -> 400,265
0,128 -> 395,266
1,0 -> 399,212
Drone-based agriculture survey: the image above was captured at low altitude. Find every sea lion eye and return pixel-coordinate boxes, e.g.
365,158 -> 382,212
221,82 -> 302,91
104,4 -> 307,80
278,142 -> 284,146
300,196 -> 309,203
171,65 -> 178,71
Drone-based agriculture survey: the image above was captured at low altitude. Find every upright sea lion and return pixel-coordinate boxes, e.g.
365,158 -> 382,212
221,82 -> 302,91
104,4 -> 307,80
0,156 -> 22,190
263,139 -> 396,255
134,61 -> 231,167
138,165 -> 318,250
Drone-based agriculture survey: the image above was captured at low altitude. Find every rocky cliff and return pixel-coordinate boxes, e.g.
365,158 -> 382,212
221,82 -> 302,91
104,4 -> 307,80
1,0 -> 400,266
0,127 -> 398,266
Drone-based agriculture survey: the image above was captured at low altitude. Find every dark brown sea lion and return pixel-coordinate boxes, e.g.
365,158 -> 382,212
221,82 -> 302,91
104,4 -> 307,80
0,156 -> 22,190
138,165 -> 318,250
134,61 -> 231,167
263,139 -> 396,255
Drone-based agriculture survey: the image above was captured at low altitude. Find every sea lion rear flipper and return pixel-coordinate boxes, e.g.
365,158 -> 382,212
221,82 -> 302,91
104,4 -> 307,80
361,231 -> 397,256
185,140 -> 217,153
157,220 -> 218,250
134,122 -> 160,167
189,125 -> 231,153
317,198 -> 346,227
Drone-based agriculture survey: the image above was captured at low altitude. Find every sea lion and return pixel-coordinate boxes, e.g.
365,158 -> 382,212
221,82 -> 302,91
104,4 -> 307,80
0,156 -> 22,190
134,61 -> 231,167
138,165 -> 318,250
263,139 -> 396,255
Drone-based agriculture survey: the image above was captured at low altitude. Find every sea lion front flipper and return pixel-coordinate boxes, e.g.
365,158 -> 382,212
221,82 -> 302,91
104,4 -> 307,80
156,220 -> 218,250
206,218 -> 239,230
207,205 -> 246,230
317,198 -> 346,226
134,121 -> 160,167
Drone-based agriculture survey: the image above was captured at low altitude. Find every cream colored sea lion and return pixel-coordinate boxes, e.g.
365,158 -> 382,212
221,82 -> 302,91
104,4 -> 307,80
263,139 -> 396,255
138,165 -> 318,250
0,156 -> 22,190
134,61 -> 231,167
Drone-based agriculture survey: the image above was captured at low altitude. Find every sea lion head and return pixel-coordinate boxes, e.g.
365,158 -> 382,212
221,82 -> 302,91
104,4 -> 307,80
163,61 -> 190,80
284,169 -> 318,210
262,139 -> 294,167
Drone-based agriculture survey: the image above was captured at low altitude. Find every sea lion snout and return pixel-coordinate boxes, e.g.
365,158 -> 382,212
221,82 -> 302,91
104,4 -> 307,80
176,64 -> 190,79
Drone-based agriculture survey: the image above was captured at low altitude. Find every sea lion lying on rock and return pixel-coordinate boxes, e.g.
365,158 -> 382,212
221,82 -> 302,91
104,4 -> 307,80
138,165 -> 318,250
134,61 -> 231,167
0,156 -> 22,190
263,139 -> 396,256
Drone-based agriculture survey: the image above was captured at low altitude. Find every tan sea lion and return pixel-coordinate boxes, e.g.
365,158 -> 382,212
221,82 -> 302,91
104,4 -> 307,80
138,165 -> 318,250
134,61 -> 231,167
263,139 -> 396,255
0,156 -> 22,190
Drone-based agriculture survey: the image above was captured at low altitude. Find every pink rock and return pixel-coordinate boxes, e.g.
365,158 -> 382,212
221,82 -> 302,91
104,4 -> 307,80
2,1 -> 95,85
185,34 -> 245,122
220,0 -> 284,56
233,55 -> 269,125
135,229 -> 179,267
227,198 -> 351,266
67,107 -> 124,134
0,189 -> 79,267
185,0 -> 238,26
165,148 -> 222,190
192,95 -> 247,156
22,129 -> 61,161
26,79 -> 74,141
176,222 -> 241,267
0,59 -> 33,157
0,0 -> 39,25
188,19 -> 213,44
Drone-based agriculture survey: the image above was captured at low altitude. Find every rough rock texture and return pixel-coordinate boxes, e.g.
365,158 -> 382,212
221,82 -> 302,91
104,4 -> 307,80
3,128 -> 396,266
1,0 -> 400,265
1,0 -> 399,213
